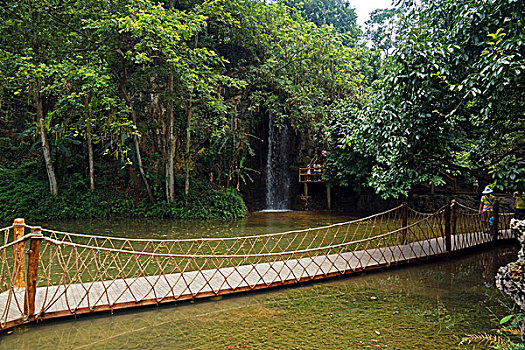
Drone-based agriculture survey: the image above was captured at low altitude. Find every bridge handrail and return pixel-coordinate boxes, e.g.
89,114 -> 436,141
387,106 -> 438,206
0,202 -> 509,248
0,233 -> 35,252
36,213 -> 441,258
454,199 -> 514,222
454,201 -> 480,212
407,207 -> 437,217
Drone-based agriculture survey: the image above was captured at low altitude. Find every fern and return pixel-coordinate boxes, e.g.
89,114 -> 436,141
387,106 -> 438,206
461,333 -> 525,350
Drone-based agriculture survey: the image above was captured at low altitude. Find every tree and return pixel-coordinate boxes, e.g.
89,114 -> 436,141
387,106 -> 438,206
336,0 -> 525,197
232,1 -> 363,126
85,0 -> 244,201
365,8 -> 400,57
186,0 -> 368,193
0,1 -> 72,196
49,58 -> 129,193
282,0 -> 361,46
0,0 -> 373,216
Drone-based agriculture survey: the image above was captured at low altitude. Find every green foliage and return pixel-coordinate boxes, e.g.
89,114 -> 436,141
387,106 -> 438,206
0,138 -> 247,224
461,314 -> 525,349
219,0 -> 365,132
365,8 -> 401,56
282,0 -> 361,46
323,101 -> 374,189
335,0 -> 525,198
0,0 -> 368,219
0,174 -> 247,224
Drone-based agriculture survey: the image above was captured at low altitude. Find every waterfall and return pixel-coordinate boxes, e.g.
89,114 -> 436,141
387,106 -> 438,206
264,114 -> 292,211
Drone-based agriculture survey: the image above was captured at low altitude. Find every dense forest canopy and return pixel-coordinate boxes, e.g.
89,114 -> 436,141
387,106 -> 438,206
327,0 -> 524,198
0,0 -> 523,221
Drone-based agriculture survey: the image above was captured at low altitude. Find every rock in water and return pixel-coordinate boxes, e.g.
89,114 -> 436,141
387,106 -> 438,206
496,219 -> 525,310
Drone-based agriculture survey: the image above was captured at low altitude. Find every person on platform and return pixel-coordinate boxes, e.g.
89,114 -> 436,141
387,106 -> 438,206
479,187 -> 495,232
313,163 -> 321,181
472,177 -> 479,193
514,190 -> 525,220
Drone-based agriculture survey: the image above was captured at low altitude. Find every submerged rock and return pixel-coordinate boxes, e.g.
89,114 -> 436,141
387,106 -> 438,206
495,219 -> 525,338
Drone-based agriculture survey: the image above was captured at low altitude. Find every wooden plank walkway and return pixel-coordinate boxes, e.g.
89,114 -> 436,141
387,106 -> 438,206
0,230 -> 510,329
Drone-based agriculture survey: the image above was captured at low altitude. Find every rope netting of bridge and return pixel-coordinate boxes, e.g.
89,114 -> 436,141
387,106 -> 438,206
0,201 -> 514,330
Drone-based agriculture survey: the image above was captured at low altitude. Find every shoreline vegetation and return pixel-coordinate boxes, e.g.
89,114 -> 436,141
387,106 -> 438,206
0,184 -> 247,224
0,140 -> 247,223
0,138 -> 247,224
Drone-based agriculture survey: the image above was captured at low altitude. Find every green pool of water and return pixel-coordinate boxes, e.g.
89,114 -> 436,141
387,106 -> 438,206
38,211 -> 359,239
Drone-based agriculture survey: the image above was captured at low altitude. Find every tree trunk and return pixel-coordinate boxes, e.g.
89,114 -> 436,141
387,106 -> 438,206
35,80 -> 58,196
184,35 -> 199,202
119,84 -> 155,203
29,5 -> 57,196
184,95 -> 192,201
167,72 -> 176,202
165,0 -> 176,202
84,97 -> 95,192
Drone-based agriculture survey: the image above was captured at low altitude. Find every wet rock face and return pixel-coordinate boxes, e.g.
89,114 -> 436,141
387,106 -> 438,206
496,219 -> 525,310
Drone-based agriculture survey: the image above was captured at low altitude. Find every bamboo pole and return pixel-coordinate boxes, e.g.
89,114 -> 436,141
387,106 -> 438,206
402,203 -> 408,244
24,227 -> 42,318
451,200 -> 457,251
13,218 -> 26,289
492,200 -> 499,241
444,204 -> 451,253
326,184 -> 331,210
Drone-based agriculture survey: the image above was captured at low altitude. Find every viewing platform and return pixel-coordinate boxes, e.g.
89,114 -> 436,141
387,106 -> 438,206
299,165 -> 331,209
299,167 -> 326,183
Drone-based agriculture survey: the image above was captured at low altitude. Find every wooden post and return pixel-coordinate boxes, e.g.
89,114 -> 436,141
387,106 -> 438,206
303,182 -> 308,196
13,218 -> 26,289
444,204 -> 451,253
402,203 -> 408,244
492,200 -> 499,241
24,227 -> 43,318
326,184 -> 332,210
451,200 -> 457,248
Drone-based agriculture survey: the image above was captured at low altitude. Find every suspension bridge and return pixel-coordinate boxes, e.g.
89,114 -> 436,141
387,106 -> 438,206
0,201 -> 514,331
